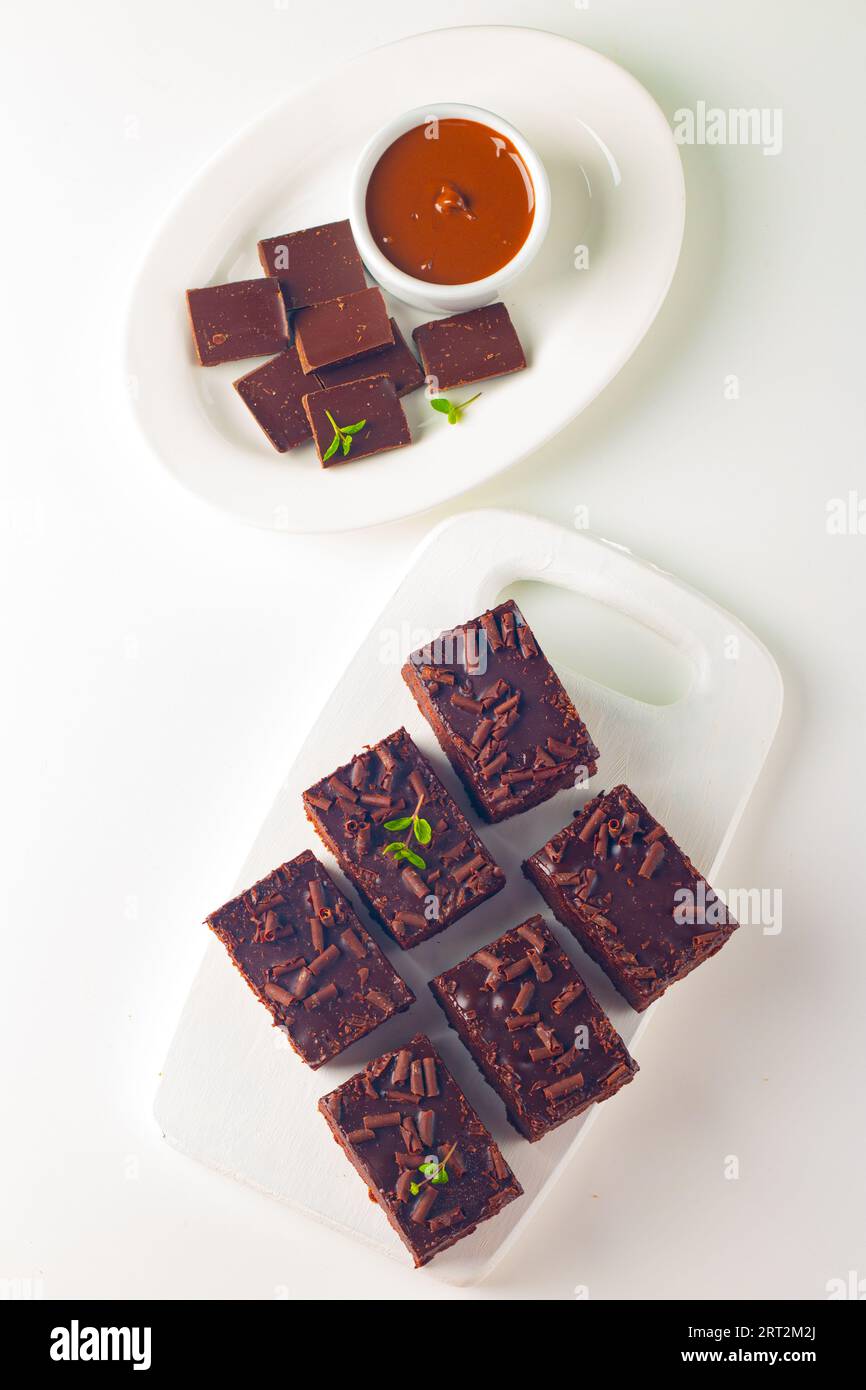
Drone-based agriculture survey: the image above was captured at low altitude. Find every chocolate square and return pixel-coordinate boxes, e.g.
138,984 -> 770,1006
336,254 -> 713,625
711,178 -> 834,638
205,850 -> 414,1068
315,319 -> 424,398
294,287 -> 393,374
412,303 -> 526,390
318,1033 -> 522,1266
302,727 -> 505,948
302,375 -> 411,467
402,599 -> 599,823
233,346 -> 312,452
185,278 -> 289,366
257,219 -> 367,310
523,785 -> 740,1010
430,916 -> 638,1142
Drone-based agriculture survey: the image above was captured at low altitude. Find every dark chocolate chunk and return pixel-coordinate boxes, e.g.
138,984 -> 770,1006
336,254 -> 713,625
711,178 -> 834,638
186,278 -> 289,366
318,1033 -> 522,1266
294,287 -> 393,374
315,319 -> 424,398
303,375 -> 411,467
257,219 -> 366,310
233,346 -> 312,452
402,599 -> 599,823
412,303 -> 526,389
430,916 -> 638,1142
205,850 -> 414,1068
302,727 -> 505,948
523,785 -> 740,1010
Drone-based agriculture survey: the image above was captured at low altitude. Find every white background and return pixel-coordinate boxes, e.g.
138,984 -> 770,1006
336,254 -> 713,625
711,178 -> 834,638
1,0 -> 864,1301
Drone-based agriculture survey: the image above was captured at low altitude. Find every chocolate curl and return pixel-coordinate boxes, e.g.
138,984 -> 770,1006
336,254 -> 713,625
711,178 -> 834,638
310,917 -> 324,953
500,608 -> 516,647
422,1057 -> 439,1096
308,943 -> 340,976
346,1129 -> 375,1144
512,980 -> 536,1015
578,803 -> 606,843
429,1208 -> 463,1233
544,1071 -> 585,1101
474,948 -> 502,971
505,1011 -> 540,1031
408,769 -> 426,801
551,980 -> 585,1014
393,909 -> 427,929
638,841 -> 666,879
453,853 -> 486,884
480,611 -> 503,651
594,821 -> 610,859
418,1109 -> 435,1146
502,956 -> 532,982
376,740 -> 397,773
518,626 -> 539,659
305,792 -> 332,812
392,1049 -> 411,1084
394,1151 -> 425,1168
290,967 -> 315,1000
471,717 -> 495,749
363,1112 -> 401,1129
401,1116 -> 422,1152
410,1061 -> 425,1096
367,989 -> 391,1011
534,745 -> 556,768
340,927 -> 367,960
480,751 -> 508,779
411,1187 -> 438,1224
535,1023 -> 562,1055
528,948 -> 553,983
349,756 -> 368,789
441,837 -> 469,865
517,920 -> 546,952
644,823 -> 665,844
360,792 -> 392,809
304,982 -> 338,1010
263,982 -> 295,1008
494,693 -> 520,717
328,775 -> 357,802
395,1170 -> 414,1202
451,691 -> 484,713
385,1090 -> 418,1105
308,878 -> 329,920
401,867 -> 428,899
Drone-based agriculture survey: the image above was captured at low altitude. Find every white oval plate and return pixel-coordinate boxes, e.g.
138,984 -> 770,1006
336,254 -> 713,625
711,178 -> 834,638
126,27 -> 685,533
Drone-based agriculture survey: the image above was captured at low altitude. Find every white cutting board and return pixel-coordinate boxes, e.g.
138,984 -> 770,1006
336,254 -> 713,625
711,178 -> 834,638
155,510 -> 782,1284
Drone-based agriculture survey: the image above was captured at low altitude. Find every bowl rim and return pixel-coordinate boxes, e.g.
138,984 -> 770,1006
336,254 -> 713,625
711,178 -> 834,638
349,101 -> 551,304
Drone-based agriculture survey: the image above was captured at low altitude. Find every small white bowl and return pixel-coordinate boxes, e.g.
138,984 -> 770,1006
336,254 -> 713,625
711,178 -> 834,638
349,102 -> 551,314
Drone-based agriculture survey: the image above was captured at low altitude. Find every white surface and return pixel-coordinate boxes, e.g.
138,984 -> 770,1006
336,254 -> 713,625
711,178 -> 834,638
348,100 -> 552,314
127,29 -> 683,530
1,0 -> 865,1302
155,510 -> 781,1284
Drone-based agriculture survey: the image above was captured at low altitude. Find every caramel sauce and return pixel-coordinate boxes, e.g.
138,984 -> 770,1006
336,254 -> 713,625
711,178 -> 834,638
365,118 -> 535,285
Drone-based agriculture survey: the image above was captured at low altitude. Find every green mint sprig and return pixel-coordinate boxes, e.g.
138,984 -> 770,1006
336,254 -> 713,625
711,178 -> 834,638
429,392 -> 482,425
322,409 -> 366,462
381,794 -> 432,871
409,1142 -> 456,1196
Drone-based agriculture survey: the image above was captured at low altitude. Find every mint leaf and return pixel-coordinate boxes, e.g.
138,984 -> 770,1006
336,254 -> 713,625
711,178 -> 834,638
341,419 -> 366,434
430,398 -> 452,414
322,434 -> 340,462
384,816 -> 413,832
402,849 -> 427,871
381,841 -> 406,857
413,817 -> 432,845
